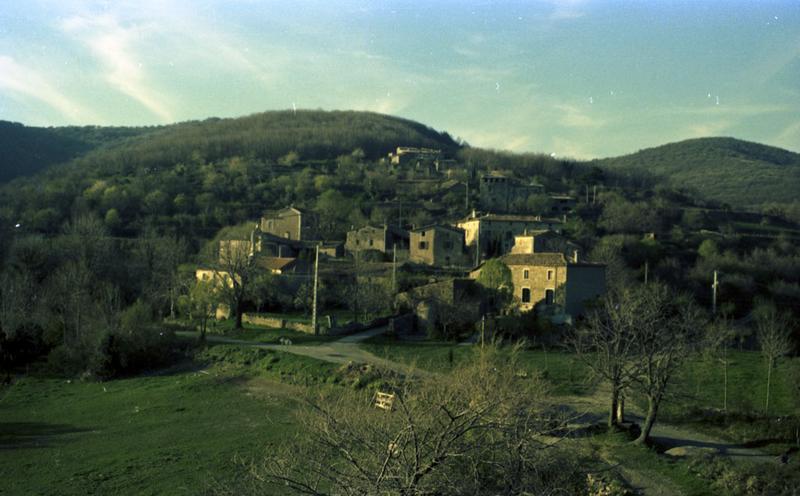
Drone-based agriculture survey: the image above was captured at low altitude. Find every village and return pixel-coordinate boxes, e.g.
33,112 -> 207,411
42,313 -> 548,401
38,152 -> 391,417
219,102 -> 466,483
197,146 -> 606,340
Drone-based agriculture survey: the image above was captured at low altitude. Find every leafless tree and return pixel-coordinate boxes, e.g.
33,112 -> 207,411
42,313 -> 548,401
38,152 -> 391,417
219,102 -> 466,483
209,239 -> 255,329
630,283 -> 703,445
755,301 -> 792,416
250,346 -> 585,495
702,317 -> 738,412
572,287 -> 645,428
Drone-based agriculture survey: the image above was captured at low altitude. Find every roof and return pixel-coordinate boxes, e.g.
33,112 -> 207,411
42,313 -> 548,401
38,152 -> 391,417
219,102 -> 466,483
514,229 -> 554,238
410,224 -> 464,235
255,257 -> 298,272
351,225 -> 409,239
460,213 -> 558,223
262,206 -> 305,218
501,253 -> 568,267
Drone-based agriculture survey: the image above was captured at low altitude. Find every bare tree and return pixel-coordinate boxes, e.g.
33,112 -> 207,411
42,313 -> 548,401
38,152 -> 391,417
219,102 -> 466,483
178,280 -> 217,342
702,317 -> 737,412
572,287 -> 645,428
210,239 -> 256,329
630,284 -> 703,445
755,301 -> 792,416
252,346 -> 585,495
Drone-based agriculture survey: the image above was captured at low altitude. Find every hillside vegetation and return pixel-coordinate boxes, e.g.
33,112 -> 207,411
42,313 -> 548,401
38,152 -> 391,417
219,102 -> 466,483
594,137 -> 800,208
0,121 -> 155,182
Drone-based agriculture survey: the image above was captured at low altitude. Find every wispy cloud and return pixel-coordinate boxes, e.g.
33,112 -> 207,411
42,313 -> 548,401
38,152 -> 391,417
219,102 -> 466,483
546,0 -> 588,20
554,103 -> 606,128
60,13 -> 175,122
0,55 -> 99,122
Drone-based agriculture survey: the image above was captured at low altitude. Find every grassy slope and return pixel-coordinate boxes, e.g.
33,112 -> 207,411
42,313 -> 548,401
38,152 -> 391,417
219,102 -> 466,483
0,346 -> 337,496
594,137 -> 800,207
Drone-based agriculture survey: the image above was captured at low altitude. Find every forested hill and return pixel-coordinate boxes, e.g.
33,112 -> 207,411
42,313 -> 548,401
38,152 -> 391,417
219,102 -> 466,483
0,110 -> 459,184
593,137 -> 800,208
0,121 -> 154,182
0,110 -> 463,237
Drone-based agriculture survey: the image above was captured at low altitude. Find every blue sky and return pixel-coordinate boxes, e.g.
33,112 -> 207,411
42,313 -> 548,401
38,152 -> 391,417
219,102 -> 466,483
1,0 -> 798,158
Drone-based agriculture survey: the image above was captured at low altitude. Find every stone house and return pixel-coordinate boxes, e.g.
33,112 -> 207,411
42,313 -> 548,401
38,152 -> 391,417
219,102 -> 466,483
409,224 -> 467,267
345,225 -> 409,255
259,207 -> 318,241
388,146 -> 441,166
470,252 -> 605,319
510,230 -> 582,260
457,212 -> 563,260
479,173 -> 545,212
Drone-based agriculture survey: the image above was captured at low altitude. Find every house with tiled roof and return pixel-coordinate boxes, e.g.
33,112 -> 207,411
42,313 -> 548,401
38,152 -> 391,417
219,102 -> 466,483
456,211 -> 563,259
470,251 -> 605,319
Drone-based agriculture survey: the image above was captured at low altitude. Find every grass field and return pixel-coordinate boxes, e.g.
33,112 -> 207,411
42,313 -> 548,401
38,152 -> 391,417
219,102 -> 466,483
0,345 -> 338,496
361,338 -> 799,415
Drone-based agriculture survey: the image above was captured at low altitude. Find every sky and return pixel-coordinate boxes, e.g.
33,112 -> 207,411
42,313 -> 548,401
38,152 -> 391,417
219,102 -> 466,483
1,0 -> 798,159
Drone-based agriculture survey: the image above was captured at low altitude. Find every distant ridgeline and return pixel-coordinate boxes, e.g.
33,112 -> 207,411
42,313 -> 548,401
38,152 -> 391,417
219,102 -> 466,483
594,137 -> 800,208
0,110 -> 460,183
0,120 -> 156,183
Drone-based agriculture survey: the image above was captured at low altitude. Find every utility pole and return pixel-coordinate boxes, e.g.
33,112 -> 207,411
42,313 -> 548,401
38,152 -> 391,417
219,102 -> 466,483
712,270 -> 719,315
475,222 -> 481,267
481,314 -> 485,349
644,261 -> 649,284
593,185 -> 597,204
392,244 -> 397,295
311,244 -> 319,334
465,181 -> 469,211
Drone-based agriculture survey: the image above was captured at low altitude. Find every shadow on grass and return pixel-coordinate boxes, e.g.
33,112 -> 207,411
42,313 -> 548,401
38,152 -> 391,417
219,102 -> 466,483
0,422 -> 91,449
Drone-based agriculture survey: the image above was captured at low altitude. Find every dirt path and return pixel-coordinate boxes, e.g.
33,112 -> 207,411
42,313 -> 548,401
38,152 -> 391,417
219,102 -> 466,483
194,327 -> 425,377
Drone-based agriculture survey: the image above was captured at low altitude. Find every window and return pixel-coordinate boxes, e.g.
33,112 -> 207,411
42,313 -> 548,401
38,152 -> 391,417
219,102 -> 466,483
369,239 -> 373,247
523,269 -> 529,280
421,231 -> 427,237
545,289 -> 554,305
521,288 -> 531,303
419,241 -> 428,250
547,270 -> 553,281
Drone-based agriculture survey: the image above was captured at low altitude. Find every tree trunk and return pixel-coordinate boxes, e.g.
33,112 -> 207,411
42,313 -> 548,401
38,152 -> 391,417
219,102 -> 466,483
634,395 -> 659,445
723,356 -> 728,413
608,385 -> 619,428
765,358 -> 773,415
235,305 -> 243,329
616,392 -> 625,424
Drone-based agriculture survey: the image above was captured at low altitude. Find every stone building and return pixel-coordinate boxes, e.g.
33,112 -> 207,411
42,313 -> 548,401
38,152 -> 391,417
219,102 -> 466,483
479,173 -> 545,212
259,207 -> 318,241
409,224 -> 466,267
388,146 -> 441,166
345,225 -> 409,255
457,212 -> 563,259
471,252 -> 605,318
510,230 -> 582,260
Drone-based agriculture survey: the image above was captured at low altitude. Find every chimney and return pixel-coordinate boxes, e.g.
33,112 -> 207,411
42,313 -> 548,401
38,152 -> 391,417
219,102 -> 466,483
573,250 -> 579,263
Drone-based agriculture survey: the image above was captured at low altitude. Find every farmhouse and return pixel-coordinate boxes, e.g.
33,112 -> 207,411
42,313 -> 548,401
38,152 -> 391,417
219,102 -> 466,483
457,212 -> 563,259
471,251 -> 605,319
259,207 -> 319,241
409,224 -> 467,267
345,225 -> 409,255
